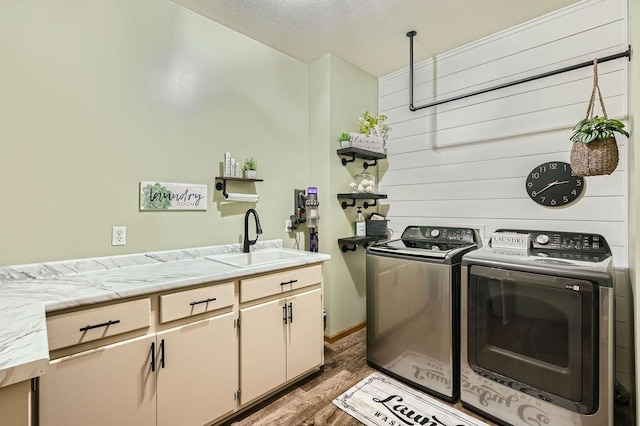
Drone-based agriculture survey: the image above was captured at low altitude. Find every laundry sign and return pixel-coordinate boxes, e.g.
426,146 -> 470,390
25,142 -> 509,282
139,181 -> 207,211
491,232 -> 530,250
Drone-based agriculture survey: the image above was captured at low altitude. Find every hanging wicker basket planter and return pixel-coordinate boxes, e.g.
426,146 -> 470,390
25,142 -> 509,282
569,59 -> 629,177
570,137 -> 618,176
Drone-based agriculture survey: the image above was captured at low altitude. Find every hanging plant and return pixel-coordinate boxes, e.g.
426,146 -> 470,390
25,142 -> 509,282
570,116 -> 628,144
569,59 -> 629,176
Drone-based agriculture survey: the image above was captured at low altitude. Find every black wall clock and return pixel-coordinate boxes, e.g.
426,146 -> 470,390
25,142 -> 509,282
525,161 -> 584,207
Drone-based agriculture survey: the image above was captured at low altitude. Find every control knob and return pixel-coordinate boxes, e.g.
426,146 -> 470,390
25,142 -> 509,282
430,229 -> 440,238
536,234 -> 550,245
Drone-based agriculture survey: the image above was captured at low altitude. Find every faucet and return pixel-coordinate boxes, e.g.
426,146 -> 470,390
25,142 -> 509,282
243,208 -> 263,253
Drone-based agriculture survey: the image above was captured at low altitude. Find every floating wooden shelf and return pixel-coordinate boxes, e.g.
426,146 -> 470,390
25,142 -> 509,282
215,177 -> 263,198
337,236 -> 386,252
336,193 -> 387,209
337,147 -> 386,168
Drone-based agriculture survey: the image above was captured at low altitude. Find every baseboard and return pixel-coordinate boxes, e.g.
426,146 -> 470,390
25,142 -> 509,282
324,321 -> 366,344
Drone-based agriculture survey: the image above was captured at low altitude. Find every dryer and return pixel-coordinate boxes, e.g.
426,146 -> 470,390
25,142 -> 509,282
460,229 -> 614,426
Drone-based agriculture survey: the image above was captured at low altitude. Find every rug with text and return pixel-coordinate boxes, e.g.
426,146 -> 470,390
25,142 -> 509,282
333,373 -> 490,426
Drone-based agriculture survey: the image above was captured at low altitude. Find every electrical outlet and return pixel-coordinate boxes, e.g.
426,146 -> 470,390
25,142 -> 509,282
112,226 -> 126,246
285,219 -> 293,233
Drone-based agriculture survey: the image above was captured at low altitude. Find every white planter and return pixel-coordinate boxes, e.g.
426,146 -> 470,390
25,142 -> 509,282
244,170 -> 257,179
340,140 -> 351,149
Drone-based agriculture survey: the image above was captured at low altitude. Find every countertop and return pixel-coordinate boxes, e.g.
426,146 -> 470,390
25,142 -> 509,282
0,240 -> 330,388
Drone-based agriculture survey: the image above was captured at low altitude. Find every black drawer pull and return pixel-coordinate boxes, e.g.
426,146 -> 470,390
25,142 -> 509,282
79,319 -> 120,332
288,302 -> 293,323
151,341 -> 156,372
160,339 -> 165,369
189,297 -> 217,306
283,305 -> 288,324
280,279 -> 298,286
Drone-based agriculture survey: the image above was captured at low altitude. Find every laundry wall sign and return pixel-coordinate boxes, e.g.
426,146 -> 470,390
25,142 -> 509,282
139,181 -> 207,211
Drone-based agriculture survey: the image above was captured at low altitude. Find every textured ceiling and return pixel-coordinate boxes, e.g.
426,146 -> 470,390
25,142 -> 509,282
171,0 -> 579,77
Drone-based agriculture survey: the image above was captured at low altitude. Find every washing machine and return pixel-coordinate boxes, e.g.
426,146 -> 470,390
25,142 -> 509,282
460,229 -> 614,426
366,225 -> 482,402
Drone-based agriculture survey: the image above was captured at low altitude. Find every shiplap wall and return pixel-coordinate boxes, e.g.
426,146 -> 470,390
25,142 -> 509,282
378,0 -> 631,388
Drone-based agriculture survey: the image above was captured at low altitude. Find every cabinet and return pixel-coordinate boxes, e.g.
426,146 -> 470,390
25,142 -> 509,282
37,264 -> 324,426
156,313 -> 237,426
40,334 -> 157,426
41,282 -> 238,426
238,265 -> 323,406
0,380 -> 32,426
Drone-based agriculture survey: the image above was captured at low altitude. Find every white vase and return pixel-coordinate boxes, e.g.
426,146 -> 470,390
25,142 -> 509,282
244,170 -> 257,179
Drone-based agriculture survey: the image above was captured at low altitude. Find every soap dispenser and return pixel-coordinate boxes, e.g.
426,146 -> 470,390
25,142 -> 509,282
355,208 -> 366,237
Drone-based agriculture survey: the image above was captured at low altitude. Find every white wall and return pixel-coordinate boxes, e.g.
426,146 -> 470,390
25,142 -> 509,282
379,0 -> 632,387
0,0 -> 309,266
629,0 -> 640,418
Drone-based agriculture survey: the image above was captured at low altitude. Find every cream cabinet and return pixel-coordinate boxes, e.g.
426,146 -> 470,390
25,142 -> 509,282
39,333 -> 157,426
156,312 -> 237,426
0,380 -> 32,426
37,264 -> 324,426
239,287 -> 323,405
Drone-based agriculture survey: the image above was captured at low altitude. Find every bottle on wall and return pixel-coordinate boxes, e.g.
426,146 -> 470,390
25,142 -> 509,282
355,208 -> 366,237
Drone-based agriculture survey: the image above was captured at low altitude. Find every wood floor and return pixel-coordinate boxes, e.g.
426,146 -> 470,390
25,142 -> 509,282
223,327 -> 635,425
222,328 -> 496,426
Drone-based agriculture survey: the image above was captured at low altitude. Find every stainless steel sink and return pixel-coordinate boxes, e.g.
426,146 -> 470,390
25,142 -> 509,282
206,249 -> 307,268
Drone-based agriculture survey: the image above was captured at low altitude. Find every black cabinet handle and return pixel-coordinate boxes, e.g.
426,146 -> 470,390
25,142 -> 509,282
288,302 -> 293,323
160,339 -> 165,369
280,279 -> 298,286
151,341 -> 156,372
189,297 -> 217,306
283,305 -> 288,324
79,319 -> 120,332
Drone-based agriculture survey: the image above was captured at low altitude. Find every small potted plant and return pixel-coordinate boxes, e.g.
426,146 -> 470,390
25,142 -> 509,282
569,115 -> 629,176
338,132 -> 352,148
242,157 -> 258,179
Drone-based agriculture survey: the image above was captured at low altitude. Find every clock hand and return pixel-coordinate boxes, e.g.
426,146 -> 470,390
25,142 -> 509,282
535,180 -> 559,196
556,180 -> 570,184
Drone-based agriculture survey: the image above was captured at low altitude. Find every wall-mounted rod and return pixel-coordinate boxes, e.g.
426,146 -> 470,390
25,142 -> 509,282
406,31 -> 631,112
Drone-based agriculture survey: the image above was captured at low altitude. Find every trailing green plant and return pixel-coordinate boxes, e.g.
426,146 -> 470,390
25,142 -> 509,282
359,111 -> 390,142
338,132 -> 351,142
242,157 -> 258,171
570,116 -> 629,144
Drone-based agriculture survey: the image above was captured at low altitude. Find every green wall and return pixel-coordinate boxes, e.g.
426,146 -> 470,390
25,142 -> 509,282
0,0 -> 309,265
309,54 -> 378,337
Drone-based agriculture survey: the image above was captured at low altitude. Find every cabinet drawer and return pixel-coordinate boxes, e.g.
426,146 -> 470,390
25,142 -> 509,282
160,282 -> 235,324
47,299 -> 150,351
240,264 -> 322,303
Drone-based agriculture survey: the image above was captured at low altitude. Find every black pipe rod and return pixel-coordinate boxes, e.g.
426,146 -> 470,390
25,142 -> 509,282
406,31 -> 631,112
407,31 -> 417,109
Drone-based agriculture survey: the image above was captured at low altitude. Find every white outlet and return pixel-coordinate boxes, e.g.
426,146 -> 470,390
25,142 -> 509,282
112,226 -> 126,246
285,219 -> 293,233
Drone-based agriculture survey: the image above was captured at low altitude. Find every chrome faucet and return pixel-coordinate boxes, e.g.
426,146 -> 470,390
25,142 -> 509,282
243,209 -> 263,253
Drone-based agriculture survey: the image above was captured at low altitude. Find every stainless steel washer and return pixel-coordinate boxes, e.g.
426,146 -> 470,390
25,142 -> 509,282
366,225 -> 482,402
461,229 -> 614,426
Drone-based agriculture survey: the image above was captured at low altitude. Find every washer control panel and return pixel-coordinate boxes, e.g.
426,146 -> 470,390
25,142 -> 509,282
401,226 -> 479,244
495,229 -> 609,254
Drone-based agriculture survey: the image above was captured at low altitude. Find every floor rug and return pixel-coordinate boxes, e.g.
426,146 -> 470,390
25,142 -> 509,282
333,373 -> 490,426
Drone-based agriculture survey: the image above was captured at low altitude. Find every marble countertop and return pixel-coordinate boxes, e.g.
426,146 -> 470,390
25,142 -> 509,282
0,240 -> 330,388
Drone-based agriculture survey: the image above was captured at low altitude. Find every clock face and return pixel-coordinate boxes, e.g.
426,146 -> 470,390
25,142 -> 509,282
525,161 -> 584,207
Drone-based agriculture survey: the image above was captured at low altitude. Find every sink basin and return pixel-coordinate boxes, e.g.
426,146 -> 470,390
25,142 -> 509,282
206,249 -> 308,268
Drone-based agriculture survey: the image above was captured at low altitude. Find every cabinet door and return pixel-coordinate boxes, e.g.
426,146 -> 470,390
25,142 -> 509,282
39,334 -> 156,426
156,313 -> 237,426
0,380 -> 31,426
286,288 -> 323,380
240,298 -> 286,405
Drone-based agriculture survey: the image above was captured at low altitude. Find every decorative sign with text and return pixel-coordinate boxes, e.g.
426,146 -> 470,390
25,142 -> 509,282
139,181 -> 207,211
